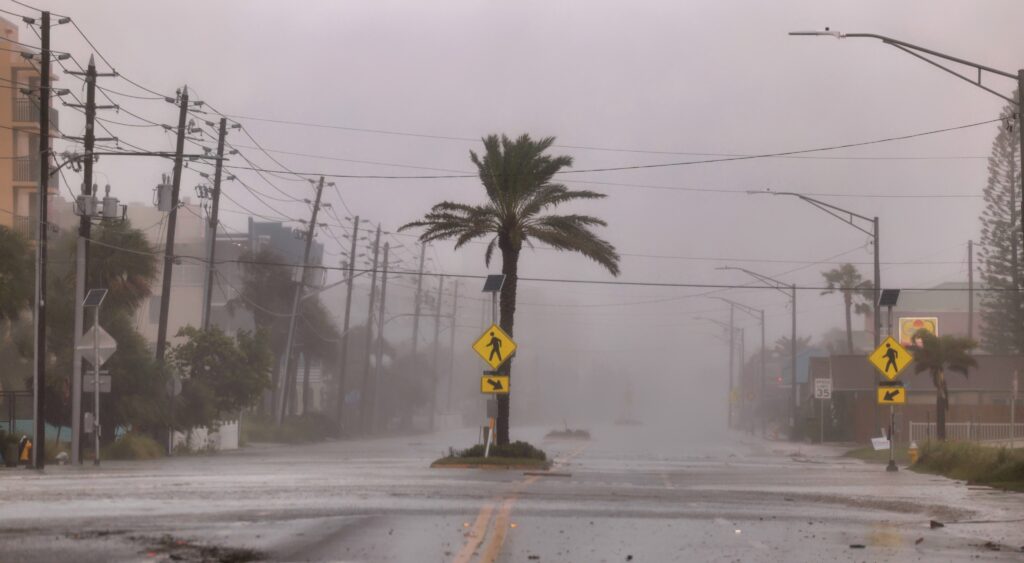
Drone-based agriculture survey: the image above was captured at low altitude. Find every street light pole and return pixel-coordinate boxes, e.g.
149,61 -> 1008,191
789,30 -> 1022,249
718,266 -> 800,440
695,314 -> 740,429
714,297 -> 766,436
751,190 -> 880,346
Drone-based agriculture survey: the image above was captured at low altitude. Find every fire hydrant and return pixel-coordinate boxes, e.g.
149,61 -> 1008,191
908,441 -> 919,465
18,436 -> 32,465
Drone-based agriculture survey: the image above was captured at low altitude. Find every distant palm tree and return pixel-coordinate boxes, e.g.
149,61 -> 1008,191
820,264 -> 873,354
401,134 -> 620,444
907,329 -> 977,441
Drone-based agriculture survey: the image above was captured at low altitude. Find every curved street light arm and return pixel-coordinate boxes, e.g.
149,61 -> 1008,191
716,266 -> 791,297
789,30 -> 1019,104
713,296 -> 763,321
755,190 -> 874,238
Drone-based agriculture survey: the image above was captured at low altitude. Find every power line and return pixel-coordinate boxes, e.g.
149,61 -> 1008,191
221,112 -> 995,161
216,116 -> 1003,181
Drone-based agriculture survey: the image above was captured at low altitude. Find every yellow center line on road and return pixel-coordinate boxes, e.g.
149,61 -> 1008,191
470,444 -> 590,563
477,497 -> 515,563
452,502 -> 496,563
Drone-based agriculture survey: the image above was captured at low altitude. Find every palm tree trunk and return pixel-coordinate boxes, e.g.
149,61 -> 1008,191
496,240 -> 520,446
844,293 -> 853,354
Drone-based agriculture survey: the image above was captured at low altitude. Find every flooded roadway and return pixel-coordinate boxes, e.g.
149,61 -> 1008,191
0,423 -> 1022,562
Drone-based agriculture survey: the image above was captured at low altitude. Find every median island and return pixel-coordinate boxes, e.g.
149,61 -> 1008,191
432,441 -> 550,469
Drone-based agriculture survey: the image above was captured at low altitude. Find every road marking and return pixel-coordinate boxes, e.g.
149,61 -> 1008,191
452,444 -> 589,563
477,498 -> 515,563
452,502 -> 495,563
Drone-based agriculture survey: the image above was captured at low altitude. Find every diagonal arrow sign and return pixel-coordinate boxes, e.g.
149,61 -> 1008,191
486,378 -> 504,391
883,389 -> 901,401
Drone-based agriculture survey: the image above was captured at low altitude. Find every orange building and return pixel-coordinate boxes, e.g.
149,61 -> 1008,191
0,15 -> 59,238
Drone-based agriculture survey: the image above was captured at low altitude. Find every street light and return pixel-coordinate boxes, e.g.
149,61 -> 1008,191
789,29 -> 1023,243
695,314 -> 741,428
714,297 -> 766,437
750,190 -> 880,349
717,266 -> 799,440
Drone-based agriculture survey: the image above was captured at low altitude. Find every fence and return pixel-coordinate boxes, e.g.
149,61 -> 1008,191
172,420 -> 239,451
910,421 -> 1024,444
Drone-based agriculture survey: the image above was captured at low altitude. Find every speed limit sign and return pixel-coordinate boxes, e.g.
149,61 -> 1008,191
814,379 -> 832,400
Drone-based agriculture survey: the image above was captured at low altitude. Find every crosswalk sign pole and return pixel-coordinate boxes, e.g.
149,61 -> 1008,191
886,304 -> 898,473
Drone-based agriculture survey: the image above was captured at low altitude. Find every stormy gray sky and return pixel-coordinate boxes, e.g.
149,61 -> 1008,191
29,0 -> 1024,422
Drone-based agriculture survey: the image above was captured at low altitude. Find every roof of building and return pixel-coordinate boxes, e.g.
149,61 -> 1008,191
894,282 -> 988,314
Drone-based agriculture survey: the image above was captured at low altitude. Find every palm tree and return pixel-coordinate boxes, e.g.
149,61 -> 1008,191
820,264 -> 873,354
401,134 -> 620,444
907,328 -> 977,440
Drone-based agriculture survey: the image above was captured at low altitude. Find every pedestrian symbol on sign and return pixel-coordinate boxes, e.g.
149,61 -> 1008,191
883,343 -> 899,374
488,332 -> 503,363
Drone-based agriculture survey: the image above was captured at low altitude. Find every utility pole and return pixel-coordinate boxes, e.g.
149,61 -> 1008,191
968,239 -> 974,341
446,280 -> 459,412
201,118 -> 229,331
760,308 -> 766,438
276,176 -> 326,425
30,11 -> 51,469
359,225 -> 382,434
410,242 -> 426,355
64,54 -> 115,465
155,86 -> 191,363
334,215 -> 360,432
368,242 -> 390,433
791,283 -> 798,439
738,327 -> 746,431
728,304 -> 734,429
429,275 -> 445,430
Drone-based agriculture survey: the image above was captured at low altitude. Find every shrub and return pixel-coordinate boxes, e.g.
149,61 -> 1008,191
457,440 -> 546,461
915,442 -> 1024,487
102,433 -> 164,460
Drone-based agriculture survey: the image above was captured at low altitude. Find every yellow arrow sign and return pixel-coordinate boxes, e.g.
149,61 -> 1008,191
877,383 -> 906,405
472,324 -> 517,369
480,375 -> 510,394
868,336 -> 913,380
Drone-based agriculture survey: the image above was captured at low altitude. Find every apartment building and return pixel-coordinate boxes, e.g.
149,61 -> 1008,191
0,15 -> 59,238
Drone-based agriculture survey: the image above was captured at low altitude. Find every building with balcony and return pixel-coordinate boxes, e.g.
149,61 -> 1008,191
0,15 -> 59,240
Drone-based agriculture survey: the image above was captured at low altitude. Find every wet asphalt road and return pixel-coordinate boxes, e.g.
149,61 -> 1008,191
1,423 -> 1023,562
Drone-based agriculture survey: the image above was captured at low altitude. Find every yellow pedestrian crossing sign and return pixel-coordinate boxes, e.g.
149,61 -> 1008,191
877,382 -> 906,405
868,336 -> 912,380
472,324 -> 517,369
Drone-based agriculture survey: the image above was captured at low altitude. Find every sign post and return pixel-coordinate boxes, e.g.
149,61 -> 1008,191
871,289 -> 907,473
478,275 -> 508,458
79,289 -> 112,466
814,379 -> 831,443
1012,370 -> 1018,450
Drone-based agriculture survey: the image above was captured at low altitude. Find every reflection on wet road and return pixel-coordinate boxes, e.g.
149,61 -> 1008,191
0,423 -> 1022,562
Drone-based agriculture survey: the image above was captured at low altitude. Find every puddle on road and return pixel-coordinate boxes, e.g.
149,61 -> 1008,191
866,523 -> 902,548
